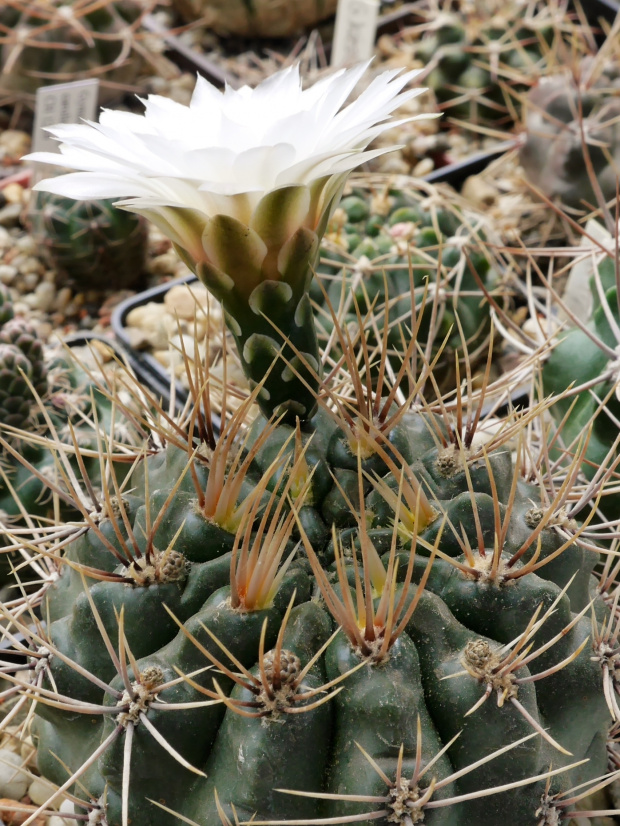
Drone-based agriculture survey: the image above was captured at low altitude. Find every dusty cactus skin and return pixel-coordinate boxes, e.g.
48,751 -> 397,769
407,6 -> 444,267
28,386 -> 613,826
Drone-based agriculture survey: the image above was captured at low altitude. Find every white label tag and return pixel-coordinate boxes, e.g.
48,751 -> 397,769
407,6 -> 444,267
331,0 -> 380,68
31,79 -> 99,184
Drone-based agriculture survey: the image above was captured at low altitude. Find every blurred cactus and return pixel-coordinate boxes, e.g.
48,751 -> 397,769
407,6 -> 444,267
519,58 -> 620,209
0,0 -> 155,108
27,192 -> 148,290
169,0 -> 338,38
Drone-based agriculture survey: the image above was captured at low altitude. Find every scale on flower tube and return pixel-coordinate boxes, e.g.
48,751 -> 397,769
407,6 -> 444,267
30,79 -> 99,185
331,0 -> 380,67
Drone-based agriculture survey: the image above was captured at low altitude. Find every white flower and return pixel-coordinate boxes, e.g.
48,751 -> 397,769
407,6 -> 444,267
25,61 -> 427,288
25,61 -> 429,420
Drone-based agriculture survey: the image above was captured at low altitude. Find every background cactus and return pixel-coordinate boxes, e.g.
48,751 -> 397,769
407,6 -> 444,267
409,0 -> 563,126
0,0 -> 154,109
168,0 -> 338,38
315,178 -> 499,397
10,329 -> 614,826
27,192 -> 149,291
519,57 -> 620,209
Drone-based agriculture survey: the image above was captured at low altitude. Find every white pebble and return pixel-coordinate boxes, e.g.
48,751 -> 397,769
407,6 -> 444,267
31,281 -> 56,312
17,256 -> 45,276
15,235 -> 37,255
48,799 -> 76,826
0,227 -> 12,248
0,749 -> 29,799
28,776 -> 57,805
0,264 -> 18,285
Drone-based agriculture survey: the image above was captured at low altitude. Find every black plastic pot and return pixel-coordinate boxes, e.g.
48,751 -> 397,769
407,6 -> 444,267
111,273 -> 197,412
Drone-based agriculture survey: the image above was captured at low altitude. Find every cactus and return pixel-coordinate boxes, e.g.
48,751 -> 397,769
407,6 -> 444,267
541,255 -> 620,516
27,192 -> 148,291
315,179 -> 498,397
169,0 -> 338,38
5,325 -> 615,826
0,0 -> 153,108
410,1 -> 562,126
519,58 -> 620,209
0,294 -> 142,588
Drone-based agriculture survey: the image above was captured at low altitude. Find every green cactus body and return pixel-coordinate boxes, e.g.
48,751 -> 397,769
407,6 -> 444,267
316,184 -> 497,397
30,400 -> 613,826
27,193 -> 148,290
541,261 -> 620,516
410,5 -> 556,125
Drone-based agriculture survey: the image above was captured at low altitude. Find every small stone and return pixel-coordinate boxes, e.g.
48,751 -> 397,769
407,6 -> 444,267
164,282 -> 210,320
126,327 -> 155,350
90,339 -> 115,362
48,799 -> 75,826
0,226 -> 13,248
19,256 -> 46,277
12,301 -> 29,315
0,264 -> 18,285
170,333 -> 196,361
19,273 -> 39,292
0,798 -> 46,826
0,203 -> 22,227
27,778 -> 56,806
2,183 -> 25,205
150,252 -> 179,274
376,156 -> 410,175
15,235 -> 37,255
0,130 -> 31,160
30,281 -> 56,312
54,287 -> 72,313
412,158 -> 435,177
461,175 -> 498,209
0,750 -> 28,799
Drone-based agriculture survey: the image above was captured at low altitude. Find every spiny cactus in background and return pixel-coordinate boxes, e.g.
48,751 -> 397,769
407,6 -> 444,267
0,301 -> 142,588
5,328 -> 618,826
315,179 -> 499,397
0,0 -> 155,108
27,192 -> 149,291
541,253 -> 620,517
409,0 -> 565,125
0,284 -> 47,432
169,0 -> 338,37
519,57 -> 620,209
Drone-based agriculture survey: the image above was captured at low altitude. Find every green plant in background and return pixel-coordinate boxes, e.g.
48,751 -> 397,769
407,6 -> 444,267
315,179 -> 498,396
169,0 -> 339,37
27,192 -> 149,291
0,284 -> 142,589
541,254 -> 620,514
519,56 -> 620,209
11,59 -> 620,826
409,0 -> 567,125
0,0 -> 154,109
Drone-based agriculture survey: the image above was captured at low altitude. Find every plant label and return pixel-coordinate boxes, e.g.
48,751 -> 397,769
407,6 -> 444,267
331,0 -> 380,68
